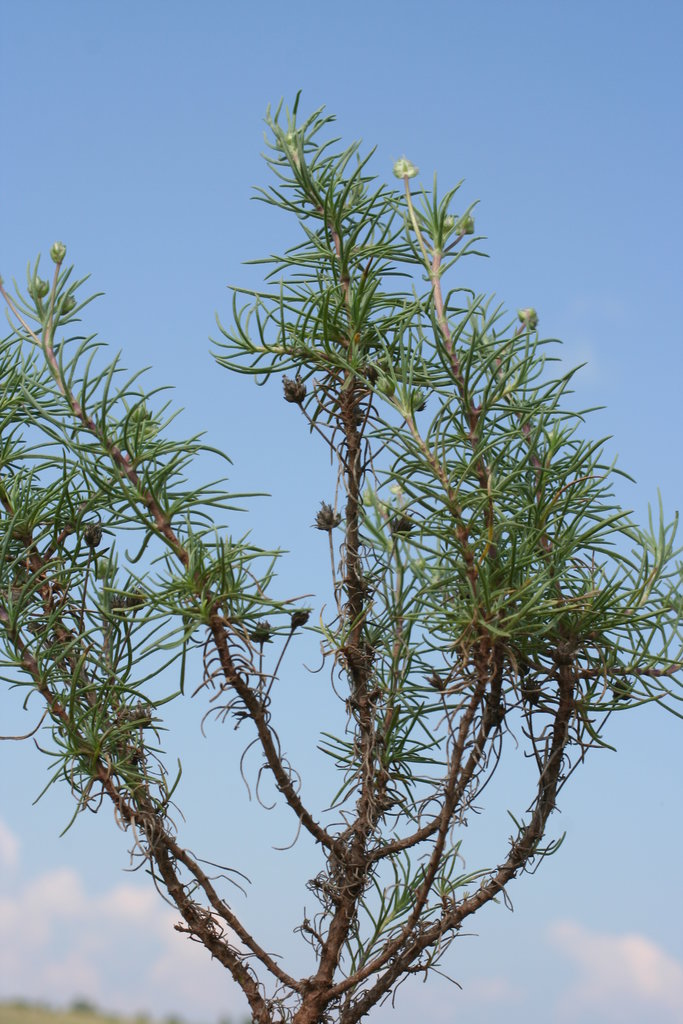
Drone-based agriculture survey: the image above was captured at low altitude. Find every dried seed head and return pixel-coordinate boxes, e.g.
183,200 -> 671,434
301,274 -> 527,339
427,672 -> 446,691
290,609 -> 310,630
521,676 -> 542,706
116,702 -> 153,728
282,374 -> 307,404
110,590 -> 146,613
250,620 -> 273,644
390,513 -> 414,536
83,522 -> 103,549
314,501 -> 342,531
611,677 -> 633,702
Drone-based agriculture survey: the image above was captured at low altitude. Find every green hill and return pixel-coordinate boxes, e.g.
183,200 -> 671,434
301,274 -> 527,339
0,1004 -> 157,1024
0,1005 -> 139,1024
0,1004 -> 248,1024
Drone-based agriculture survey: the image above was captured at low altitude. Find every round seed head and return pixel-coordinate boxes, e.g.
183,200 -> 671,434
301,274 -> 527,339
314,501 -> 342,531
290,609 -> 310,630
250,621 -> 273,644
390,513 -> 414,536
83,523 -> 103,548
283,374 -> 307,404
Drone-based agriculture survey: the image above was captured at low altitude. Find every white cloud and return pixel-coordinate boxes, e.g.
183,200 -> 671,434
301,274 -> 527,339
550,919 -> 683,1021
0,818 -> 20,871
0,864 -> 248,1021
5,852 -> 680,1024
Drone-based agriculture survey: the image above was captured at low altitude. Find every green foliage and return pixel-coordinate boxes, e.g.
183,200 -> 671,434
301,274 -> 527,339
1,96 -> 681,1024
218,99 -> 682,738
0,256 -> 286,822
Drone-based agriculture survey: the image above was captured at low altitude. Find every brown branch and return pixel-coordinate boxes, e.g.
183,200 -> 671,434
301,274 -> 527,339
207,612 -> 338,853
0,603 -> 297,1019
324,645 -> 504,1007
333,655 -> 575,1024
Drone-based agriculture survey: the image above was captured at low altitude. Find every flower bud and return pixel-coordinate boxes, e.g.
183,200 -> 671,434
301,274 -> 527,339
457,215 -> 475,235
31,277 -> 49,299
376,375 -> 395,398
443,215 -> 456,233
96,558 -> 114,581
393,157 -> 419,179
61,295 -> 77,314
50,241 -> 67,264
518,308 -> 539,330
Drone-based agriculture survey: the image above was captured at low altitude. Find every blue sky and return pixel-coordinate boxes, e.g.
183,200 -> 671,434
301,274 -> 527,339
1,2 -> 682,1022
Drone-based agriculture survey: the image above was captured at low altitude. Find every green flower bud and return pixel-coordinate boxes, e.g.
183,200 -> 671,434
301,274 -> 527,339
50,241 -> 67,264
457,215 -> 475,235
518,308 -> 539,330
31,277 -> 50,299
61,295 -> 77,314
393,157 -> 419,179
376,375 -> 395,398
96,558 -> 114,581
443,215 -> 456,233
